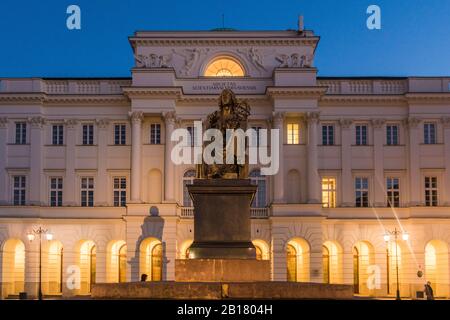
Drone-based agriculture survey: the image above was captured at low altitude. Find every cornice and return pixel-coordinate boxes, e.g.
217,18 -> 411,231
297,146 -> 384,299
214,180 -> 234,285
122,87 -> 183,99
266,86 -> 327,99
0,93 -> 46,104
0,93 -> 129,105
320,94 -> 407,105
129,38 -> 319,48
405,92 -> 450,103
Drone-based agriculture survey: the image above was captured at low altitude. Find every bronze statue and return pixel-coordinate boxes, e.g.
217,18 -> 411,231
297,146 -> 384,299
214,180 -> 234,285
197,89 -> 251,179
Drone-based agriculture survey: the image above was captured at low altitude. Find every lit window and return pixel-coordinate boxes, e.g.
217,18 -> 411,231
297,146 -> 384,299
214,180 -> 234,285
13,176 -> 26,205
425,177 -> 438,207
424,123 -> 436,144
150,124 -> 161,144
204,57 -> 245,77
113,177 -> 127,207
386,124 -> 399,146
50,177 -> 63,207
355,177 -> 369,207
114,124 -> 126,145
287,123 -> 299,145
386,177 -> 400,207
81,177 -> 94,207
321,177 -> 336,208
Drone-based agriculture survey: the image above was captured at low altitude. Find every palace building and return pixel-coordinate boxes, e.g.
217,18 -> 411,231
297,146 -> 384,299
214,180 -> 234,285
1,28 -> 450,299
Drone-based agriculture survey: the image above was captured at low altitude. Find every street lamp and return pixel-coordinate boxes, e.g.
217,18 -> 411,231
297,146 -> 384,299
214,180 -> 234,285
384,227 -> 409,300
27,227 -> 53,300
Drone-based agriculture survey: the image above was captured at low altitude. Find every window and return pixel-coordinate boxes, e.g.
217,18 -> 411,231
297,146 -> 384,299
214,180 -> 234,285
50,177 -> 63,207
113,177 -> 127,207
322,125 -> 334,146
321,177 -> 336,208
425,177 -> 438,207
250,169 -> 267,208
186,126 -> 195,147
13,176 -> 26,205
355,125 -> 367,146
251,126 -> 262,147
386,125 -> 399,146
204,57 -> 245,77
183,170 -> 196,207
150,124 -> 161,144
355,177 -> 369,207
52,125 -> 64,145
287,123 -> 299,145
424,123 -> 436,144
81,177 -> 94,207
386,177 -> 400,207
15,122 -> 26,144
82,124 -> 94,145
114,124 -> 126,145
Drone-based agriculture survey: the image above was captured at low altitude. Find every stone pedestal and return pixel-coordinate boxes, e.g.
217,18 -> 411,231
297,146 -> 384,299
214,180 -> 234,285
187,179 -> 257,259
175,259 -> 270,282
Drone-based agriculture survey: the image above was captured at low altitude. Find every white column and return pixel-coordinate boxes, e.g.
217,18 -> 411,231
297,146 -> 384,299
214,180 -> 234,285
0,117 -> 8,205
28,116 -> 45,205
164,111 -> 176,202
372,119 -> 386,207
25,241 -> 39,298
96,119 -> 109,206
130,111 -> 144,203
272,112 -> 285,203
64,120 -> 77,206
307,112 -> 320,204
340,119 -> 353,206
442,117 -> 450,205
406,117 -> 421,206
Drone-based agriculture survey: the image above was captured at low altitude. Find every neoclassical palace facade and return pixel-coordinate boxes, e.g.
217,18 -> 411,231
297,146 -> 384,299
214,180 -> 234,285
1,29 -> 450,299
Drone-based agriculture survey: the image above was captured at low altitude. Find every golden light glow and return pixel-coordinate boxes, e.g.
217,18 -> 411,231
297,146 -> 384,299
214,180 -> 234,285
204,57 -> 245,77
287,123 -> 299,144
286,238 -> 310,283
321,177 -> 336,208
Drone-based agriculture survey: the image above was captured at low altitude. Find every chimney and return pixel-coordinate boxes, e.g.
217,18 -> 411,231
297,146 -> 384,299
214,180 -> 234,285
298,15 -> 304,32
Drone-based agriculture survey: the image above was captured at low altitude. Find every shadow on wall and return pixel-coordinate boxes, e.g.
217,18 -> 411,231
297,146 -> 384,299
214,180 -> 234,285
129,214 -> 165,282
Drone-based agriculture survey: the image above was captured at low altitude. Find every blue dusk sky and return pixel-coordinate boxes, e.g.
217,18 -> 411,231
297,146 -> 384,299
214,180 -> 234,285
0,0 -> 449,78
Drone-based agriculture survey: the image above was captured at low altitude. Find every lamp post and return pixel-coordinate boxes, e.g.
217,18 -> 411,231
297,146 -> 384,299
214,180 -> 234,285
27,227 -> 53,300
384,228 -> 409,300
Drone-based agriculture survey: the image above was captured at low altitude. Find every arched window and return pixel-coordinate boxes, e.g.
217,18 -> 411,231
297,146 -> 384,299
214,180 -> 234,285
204,56 -> 245,77
250,169 -> 266,208
118,244 -> 127,283
322,245 -> 330,284
255,245 -> 263,261
90,246 -> 96,292
151,243 -> 163,281
183,170 -> 196,207
286,244 -> 297,282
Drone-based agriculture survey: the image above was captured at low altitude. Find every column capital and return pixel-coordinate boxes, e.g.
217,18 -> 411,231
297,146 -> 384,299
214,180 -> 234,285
441,116 -> 450,128
271,111 -> 285,127
96,118 -> 110,129
64,118 -> 78,129
27,116 -> 46,129
339,118 -> 353,129
371,118 -> 386,129
163,111 -> 177,125
306,111 -> 320,124
404,117 -> 421,128
129,111 -> 144,124
0,117 -> 8,128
